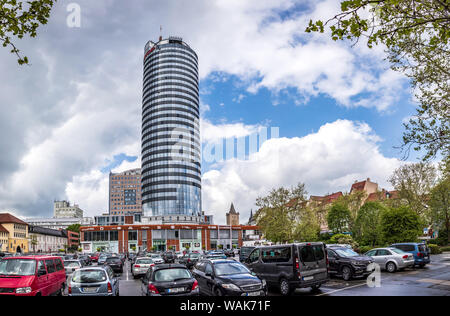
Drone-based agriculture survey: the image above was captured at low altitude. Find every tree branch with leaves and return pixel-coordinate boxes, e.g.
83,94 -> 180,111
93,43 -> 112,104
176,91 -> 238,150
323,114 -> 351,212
0,0 -> 56,65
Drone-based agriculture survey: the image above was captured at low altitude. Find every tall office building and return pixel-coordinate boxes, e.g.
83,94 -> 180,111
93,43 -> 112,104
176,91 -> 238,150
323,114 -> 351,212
109,168 -> 142,215
141,36 -> 201,217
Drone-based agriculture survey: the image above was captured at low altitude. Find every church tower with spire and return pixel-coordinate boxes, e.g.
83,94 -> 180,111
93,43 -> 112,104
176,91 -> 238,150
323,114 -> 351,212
226,203 -> 240,226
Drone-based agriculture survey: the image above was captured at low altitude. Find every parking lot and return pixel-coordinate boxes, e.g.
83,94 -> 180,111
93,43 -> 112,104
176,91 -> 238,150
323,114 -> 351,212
64,253 -> 450,296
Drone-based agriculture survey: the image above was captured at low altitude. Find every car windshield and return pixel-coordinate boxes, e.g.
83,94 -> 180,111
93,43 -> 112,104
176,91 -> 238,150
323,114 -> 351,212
154,268 -> 191,282
72,269 -> 107,284
136,259 -> 153,265
391,248 -> 407,254
151,254 -> 161,259
214,262 -> 250,276
335,249 -> 359,257
64,261 -> 81,268
0,259 -> 36,276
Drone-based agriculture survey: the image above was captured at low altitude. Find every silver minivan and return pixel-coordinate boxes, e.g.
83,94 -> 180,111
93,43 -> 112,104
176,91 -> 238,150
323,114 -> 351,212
69,266 -> 119,296
244,243 -> 329,295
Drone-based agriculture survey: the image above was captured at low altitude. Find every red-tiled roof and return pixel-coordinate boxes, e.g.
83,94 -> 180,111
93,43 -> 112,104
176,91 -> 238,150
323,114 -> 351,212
0,213 -> 28,225
367,192 -> 381,201
0,224 -> 8,233
324,192 -> 343,204
351,180 -> 366,193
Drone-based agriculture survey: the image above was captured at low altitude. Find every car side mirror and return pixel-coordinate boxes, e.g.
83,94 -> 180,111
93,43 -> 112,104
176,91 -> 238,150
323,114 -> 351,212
205,271 -> 212,277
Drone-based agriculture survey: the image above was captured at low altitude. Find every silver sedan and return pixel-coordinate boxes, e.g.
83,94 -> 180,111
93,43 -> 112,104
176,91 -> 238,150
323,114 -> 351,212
132,257 -> 155,278
364,247 -> 415,272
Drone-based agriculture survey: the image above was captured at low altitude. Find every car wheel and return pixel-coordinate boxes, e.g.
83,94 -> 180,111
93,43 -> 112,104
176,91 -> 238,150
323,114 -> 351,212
386,262 -> 397,273
214,287 -> 224,296
279,278 -> 291,296
310,284 -> 321,292
342,266 -> 352,281
419,264 -> 425,268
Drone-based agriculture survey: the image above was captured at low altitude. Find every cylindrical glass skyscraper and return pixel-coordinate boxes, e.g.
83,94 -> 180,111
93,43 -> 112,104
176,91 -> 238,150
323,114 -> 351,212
141,36 -> 201,217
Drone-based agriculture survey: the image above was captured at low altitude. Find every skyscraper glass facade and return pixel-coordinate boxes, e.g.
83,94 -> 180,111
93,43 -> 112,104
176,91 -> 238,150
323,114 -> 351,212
141,37 -> 201,217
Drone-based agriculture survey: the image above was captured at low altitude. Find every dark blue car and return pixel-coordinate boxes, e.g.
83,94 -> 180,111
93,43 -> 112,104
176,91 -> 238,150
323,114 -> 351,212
390,243 -> 430,267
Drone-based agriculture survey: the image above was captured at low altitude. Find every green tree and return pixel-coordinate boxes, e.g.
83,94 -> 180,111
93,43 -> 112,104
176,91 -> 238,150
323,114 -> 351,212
335,190 -> 367,222
305,0 -> 450,161
380,206 -> 422,244
389,162 -> 437,221
327,203 -> 352,234
255,183 -> 309,243
293,207 -> 320,242
1,0 -> 56,65
353,202 -> 385,246
429,176 -> 450,244
66,224 -> 81,233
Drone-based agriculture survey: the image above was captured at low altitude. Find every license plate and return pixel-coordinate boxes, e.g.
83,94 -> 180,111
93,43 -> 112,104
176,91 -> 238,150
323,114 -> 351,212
167,287 -> 184,293
82,287 -> 98,293
303,276 -> 314,281
247,291 -> 260,296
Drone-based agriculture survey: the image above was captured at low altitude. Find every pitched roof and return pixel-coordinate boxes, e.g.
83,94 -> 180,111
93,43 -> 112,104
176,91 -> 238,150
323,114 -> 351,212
0,213 -> 28,225
350,180 -> 366,193
0,224 -> 8,233
229,203 -> 238,214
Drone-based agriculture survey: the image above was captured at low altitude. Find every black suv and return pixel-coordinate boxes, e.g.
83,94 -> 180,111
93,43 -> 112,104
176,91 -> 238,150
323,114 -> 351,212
326,246 -> 374,281
244,243 -> 329,295
163,252 -> 176,264
192,259 -> 267,296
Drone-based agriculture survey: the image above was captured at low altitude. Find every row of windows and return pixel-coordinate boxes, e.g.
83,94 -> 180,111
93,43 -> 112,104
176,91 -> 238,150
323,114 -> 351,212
142,133 -> 200,149
143,74 -> 198,93
142,121 -> 199,136
141,155 -> 200,168
144,80 -> 199,98
144,63 -> 198,84
144,57 -> 198,76
142,164 -> 201,175
143,70 -> 198,90
142,114 -> 198,131
143,85 -> 199,101
142,96 -> 199,114
142,149 -> 201,162
145,47 -> 198,65
142,142 -> 200,156
142,180 -> 201,191
144,51 -> 198,69
141,126 -> 198,143
143,91 -> 199,108
141,183 -> 200,194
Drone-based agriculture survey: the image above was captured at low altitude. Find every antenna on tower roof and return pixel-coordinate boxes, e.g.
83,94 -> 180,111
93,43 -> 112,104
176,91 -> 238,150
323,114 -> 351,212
159,25 -> 163,41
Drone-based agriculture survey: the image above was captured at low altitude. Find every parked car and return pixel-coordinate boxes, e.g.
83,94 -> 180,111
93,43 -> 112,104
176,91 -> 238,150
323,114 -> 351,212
192,259 -> 266,296
223,249 -> 235,257
97,254 -> 109,265
68,266 -> 119,296
179,253 -> 202,269
63,260 -> 84,280
141,264 -> 199,296
103,257 -> 123,274
239,246 -> 255,262
364,248 -> 415,272
0,255 -> 66,296
203,253 -> 227,260
326,246 -> 374,281
89,253 -> 99,263
244,243 -> 329,296
163,252 -> 176,264
147,253 -> 164,265
390,243 -> 431,268
78,255 -> 92,266
132,257 -> 155,278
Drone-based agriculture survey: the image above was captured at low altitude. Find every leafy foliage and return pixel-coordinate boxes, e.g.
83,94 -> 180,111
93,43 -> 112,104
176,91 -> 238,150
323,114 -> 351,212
380,205 -> 422,244
327,203 -> 352,234
429,174 -> 450,244
353,201 -> 385,246
305,0 -> 450,161
0,0 -> 56,64
255,183 -> 315,243
389,162 -> 437,221
66,224 -> 81,233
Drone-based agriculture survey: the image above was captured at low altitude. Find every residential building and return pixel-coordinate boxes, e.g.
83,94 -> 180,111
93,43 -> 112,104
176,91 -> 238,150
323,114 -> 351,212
54,200 -> 84,218
109,168 -> 142,215
141,36 -> 202,218
28,226 -> 68,253
226,203 -> 240,226
0,224 -> 9,253
350,178 -> 379,197
0,213 -> 29,253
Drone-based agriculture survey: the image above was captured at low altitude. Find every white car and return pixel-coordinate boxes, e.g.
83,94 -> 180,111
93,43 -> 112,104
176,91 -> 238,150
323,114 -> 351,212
132,257 -> 155,278
147,253 -> 164,264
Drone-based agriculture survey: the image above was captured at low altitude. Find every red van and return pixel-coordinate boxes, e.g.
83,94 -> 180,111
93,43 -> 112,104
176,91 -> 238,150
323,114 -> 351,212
0,256 -> 66,296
